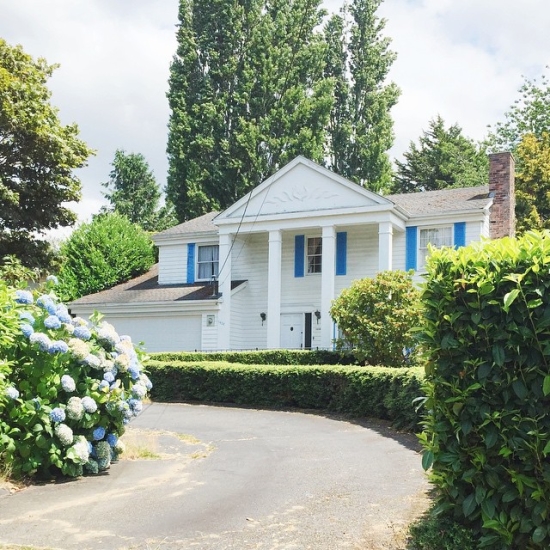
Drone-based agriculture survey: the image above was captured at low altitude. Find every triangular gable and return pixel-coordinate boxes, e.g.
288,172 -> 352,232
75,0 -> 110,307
216,156 -> 391,221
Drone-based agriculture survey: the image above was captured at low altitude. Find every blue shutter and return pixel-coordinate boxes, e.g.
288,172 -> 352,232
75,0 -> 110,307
336,232 -> 347,275
187,243 -> 195,283
295,235 -> 305,277
454,222 -> 466,248
405,227 -> 417,271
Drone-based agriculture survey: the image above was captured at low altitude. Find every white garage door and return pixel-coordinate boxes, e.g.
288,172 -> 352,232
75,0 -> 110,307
105,315 -> 202,353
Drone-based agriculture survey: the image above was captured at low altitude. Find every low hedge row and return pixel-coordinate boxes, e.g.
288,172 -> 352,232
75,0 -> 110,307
149,349 -> 357,366
145,361 -> 424,431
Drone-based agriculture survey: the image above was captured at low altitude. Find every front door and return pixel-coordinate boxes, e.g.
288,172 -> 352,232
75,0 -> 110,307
280,313 -> 304,349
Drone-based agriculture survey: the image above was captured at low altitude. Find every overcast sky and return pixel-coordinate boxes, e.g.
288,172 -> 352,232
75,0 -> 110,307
1,0 -> 549,231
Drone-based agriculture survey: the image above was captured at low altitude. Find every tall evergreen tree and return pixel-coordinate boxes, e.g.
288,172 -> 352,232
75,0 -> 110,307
324,0 -> 399,193
102,150 -> 177,232
167,0 -> 334,221
391,116 -> 489,194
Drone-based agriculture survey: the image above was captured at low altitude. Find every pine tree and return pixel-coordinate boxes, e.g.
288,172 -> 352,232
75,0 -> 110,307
391,116 -> 488,194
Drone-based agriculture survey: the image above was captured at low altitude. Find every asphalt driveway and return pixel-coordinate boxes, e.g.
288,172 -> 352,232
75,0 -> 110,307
0,403 -> 429,550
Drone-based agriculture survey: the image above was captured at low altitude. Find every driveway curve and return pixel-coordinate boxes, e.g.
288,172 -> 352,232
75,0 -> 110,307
0,403 -> 429,550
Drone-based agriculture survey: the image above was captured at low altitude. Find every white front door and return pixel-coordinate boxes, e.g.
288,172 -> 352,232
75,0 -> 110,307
280,313 -> 304,349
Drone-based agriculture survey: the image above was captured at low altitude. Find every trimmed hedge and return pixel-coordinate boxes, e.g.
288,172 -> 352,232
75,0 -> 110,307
145,360 -> 424,431
149,349 -> 357,366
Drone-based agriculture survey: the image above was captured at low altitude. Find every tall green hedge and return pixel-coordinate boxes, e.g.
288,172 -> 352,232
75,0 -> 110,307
146,361 -> 423,431
420,231 -> 550,549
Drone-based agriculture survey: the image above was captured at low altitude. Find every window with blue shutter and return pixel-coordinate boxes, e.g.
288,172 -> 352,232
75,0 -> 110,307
405,227 -> 417,271
294,235 -> 305,277
454,222 -> 466,248
187,243 -> 195,283
336,232 -> 347,275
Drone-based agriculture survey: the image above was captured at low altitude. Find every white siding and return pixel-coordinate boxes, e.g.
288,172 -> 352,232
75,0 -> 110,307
202,314 -> 218,351
230,234 -> 269,349
100,314 -> 201,352
467,220 -> 486,243
392,230 -> 406,271
158,244 -> 187,285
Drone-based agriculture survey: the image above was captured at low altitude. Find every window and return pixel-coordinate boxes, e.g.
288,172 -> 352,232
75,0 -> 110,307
418,226 -> 452,269
307,237 -> 322,274
197,245 -> 219,280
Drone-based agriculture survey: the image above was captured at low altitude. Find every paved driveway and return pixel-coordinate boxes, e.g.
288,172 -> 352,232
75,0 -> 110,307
0,403 -> 429,550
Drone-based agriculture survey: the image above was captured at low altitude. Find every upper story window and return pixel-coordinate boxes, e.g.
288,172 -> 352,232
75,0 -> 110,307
307,237 -> 322,274
197,245 -> 219,280
418,226 -> 452,270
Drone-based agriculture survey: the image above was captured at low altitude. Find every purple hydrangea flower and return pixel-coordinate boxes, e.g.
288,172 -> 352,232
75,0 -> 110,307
5,386 -> 19,400
20,323 -> 34,338
49,340 -> 69,354
49,407 -> 66,423
61,374 -> 76,392
36,295 -> 57,315
73,326 -> 92,341
103,372 -> 115,383
15,289 -> 33,304
19,311 -> 35,325
93,426 -> 106,441
30,332 -> 52,352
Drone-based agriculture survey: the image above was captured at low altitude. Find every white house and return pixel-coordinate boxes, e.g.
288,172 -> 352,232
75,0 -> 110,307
70,153 -> 515,352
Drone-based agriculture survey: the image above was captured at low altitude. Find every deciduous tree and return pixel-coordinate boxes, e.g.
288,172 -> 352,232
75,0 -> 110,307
0,39 -> 93,269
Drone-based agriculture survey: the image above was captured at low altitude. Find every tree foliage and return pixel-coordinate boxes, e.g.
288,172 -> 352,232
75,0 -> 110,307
0,39 -> 93,269
487,71 -> 550,154
324,0 -> 399,192
167,0 -> 398,220
391,116 -> 488,194
102,150 -> 177,232
330,270 -> 422,367
514,132 -> 550,234
56,213 -> 155,302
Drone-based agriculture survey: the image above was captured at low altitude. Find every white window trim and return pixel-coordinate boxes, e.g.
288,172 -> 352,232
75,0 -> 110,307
418,225 -> 453,271
306,236 -> 322,275
196,243 -> 220,282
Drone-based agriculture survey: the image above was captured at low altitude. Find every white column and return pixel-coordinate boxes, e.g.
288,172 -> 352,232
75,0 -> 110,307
217,233 -> 232,350
267,230 -> 282,349
378,221 -> 393,272
321,225 -> 336,349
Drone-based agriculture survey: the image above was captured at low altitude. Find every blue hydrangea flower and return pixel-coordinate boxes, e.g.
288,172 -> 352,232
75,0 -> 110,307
15,289 -> 33,304
128,364 -> 141,380
132,384 -> 146,399
81,396 -> 98,413
103,372 -> 115,383
5,386 -> 19,400
49,407 -> 66,423
44,315 -> 61,330
82,354 -> 101,369
36,295 -> 57,315
106,433 -> 118,447
73,326 -> 91,341
98,380 -> 110,392
93,426 -> 106,441
19,311 -> 35,325
46,274 -> 59,285
128,398 -> 143,415
55,304 -> 71,323
20,323 -> 34,338
140,374 -> 153,391
61,374 -> 76,392
30,332 -> 52,352
49,340 -> 69,354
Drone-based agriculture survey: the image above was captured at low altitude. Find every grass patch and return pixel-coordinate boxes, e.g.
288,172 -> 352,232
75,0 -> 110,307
120,429 -> 162,460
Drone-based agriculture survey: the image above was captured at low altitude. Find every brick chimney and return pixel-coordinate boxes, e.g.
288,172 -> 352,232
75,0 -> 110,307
489,152 -> 515,239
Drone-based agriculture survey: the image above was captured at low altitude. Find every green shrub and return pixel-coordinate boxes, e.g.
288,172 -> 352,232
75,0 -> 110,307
419,231 -> 550,549
0,279 -> 152,479
56,212 -> 155,302
408,512 -> 477,550
330,270 -> 422,367
150,349 -> 357,366
145,360 -> 424,430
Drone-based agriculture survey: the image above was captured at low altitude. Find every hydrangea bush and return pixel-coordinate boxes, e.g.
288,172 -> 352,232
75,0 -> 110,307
0,277 -> 152,479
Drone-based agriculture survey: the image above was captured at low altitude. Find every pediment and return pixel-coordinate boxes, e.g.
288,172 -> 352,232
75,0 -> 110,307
217,157 -> 391,222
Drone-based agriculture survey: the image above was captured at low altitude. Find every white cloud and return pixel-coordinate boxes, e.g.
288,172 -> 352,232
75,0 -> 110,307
1,0 -> 548,226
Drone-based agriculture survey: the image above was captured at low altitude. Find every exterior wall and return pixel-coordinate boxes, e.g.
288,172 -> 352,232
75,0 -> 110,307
230,234 -> 269,349
158,244 -> 187,285
466,220 -> 485,244
489,152 -> 515,238
392,230 -> 406,271
201,313 -> 218,351
99,313 -> 202,352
